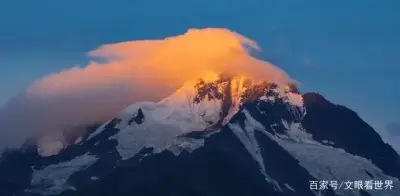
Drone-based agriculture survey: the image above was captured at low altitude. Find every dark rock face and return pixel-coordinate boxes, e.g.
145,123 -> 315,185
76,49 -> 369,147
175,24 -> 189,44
302,92 -> 400,180
0,120 -> 121,196
61,128 -> 284,196
0,149 -> 35,196
52,93 -> 336,196
194,78 -> 224,103
44,121 -> 337,196
0,91 -> 398,196
128,109 -> 145,125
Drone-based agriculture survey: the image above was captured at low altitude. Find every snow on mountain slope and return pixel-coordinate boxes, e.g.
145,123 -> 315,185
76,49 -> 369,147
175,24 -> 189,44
36,72 -> 300,158
19,72 -> 306,194
28,153 -> 98,195
2,71 -> 399,196
229,107 -> 400,196
95,72 -> 305,159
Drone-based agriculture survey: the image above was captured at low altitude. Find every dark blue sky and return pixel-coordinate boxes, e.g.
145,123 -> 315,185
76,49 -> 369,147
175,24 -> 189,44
0,0 -> 399,145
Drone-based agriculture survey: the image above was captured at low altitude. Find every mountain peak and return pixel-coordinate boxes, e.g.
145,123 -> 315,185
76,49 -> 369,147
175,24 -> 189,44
2,84 -> 400,196
302,92 -> 332,107
32,72 -> 303,158
157,71 -> 303,129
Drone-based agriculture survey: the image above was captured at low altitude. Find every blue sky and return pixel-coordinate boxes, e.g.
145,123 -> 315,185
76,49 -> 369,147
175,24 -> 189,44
0,0 -> 399,144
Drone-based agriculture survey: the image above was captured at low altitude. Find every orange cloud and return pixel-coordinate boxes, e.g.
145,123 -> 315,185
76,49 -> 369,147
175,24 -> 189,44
1,28 -> 295,150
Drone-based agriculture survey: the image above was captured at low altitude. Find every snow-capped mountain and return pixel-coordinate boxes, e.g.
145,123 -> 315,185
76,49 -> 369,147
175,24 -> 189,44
0,72 -> 399,196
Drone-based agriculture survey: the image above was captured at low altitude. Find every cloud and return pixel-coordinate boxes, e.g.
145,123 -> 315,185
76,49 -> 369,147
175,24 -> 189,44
0,28 -> 295,151
386,123 -> 400,136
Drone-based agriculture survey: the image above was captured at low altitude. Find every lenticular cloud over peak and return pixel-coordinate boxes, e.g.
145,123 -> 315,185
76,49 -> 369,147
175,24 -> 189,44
27,28 -> 293,98
0,28 -> 295,150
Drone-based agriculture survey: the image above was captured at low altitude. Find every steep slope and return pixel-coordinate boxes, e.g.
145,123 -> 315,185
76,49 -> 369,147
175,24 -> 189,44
0,73 -> 399,196
301,93 -> 400,180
